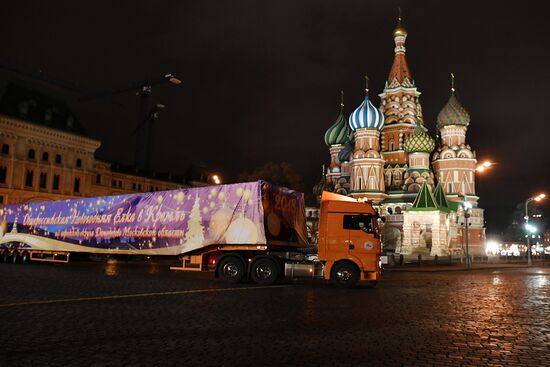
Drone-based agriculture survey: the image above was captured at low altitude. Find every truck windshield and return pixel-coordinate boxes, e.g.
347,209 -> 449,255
343,214 -> 374,233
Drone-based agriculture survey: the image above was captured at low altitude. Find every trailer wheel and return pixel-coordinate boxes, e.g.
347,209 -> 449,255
11,251 -> 19,264
21,251 -> 30,264
3,250 -> 11,264
250,258 -> 279,285
331,262 -> 359,288
218,257 -> 245,284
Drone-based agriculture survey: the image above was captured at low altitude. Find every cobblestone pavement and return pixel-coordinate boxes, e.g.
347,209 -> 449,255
0,261 -> 549,366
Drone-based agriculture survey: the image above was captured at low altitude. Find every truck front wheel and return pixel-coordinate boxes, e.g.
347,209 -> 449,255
250,258 -> 279,285
331,262 -> 359,288
218,257 -> 245,284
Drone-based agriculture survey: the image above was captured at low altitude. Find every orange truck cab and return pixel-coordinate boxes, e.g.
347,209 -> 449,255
317,192 -> 382,287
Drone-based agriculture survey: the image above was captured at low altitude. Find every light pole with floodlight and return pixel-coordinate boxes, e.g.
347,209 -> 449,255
525,193 -> 546,266
458,192 -> 472,269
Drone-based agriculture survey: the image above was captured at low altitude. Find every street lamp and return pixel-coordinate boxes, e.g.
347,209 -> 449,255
458,193 -> 472,269
525,193 -> 546,266
211,174 -> 221,185
475,160 -> 493,173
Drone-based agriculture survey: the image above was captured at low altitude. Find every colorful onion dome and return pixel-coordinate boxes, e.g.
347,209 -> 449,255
348,95 -> 384,131
436,92 -> 470,129
324,110 -> 351,146
404,123 -> 435,153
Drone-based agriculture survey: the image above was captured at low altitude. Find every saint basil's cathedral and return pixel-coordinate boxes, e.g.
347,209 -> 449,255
322,18 -> 486,256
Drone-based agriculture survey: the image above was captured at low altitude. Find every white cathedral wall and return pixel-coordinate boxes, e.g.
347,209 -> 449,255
401,210 -> 451,256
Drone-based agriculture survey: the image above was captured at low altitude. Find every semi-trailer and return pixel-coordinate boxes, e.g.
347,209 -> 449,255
0,181 -> 382,287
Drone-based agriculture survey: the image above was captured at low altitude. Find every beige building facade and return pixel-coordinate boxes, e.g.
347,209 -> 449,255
0,114 -> 188,206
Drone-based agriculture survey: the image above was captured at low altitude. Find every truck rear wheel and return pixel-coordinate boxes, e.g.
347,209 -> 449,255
218,257 -> 245,284
331,262 -> 359,288
12,251 -> 19,264
250,258 -> 279,285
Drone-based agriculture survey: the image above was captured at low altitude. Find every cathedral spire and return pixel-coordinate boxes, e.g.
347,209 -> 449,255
387,9 -> 413,88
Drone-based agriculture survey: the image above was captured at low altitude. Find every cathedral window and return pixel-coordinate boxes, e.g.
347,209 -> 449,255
55,154 -> 62,164
28,149 -> 35,160
1,144 -> 9,155
76,158 -> 82,168
42,152 -> 49,162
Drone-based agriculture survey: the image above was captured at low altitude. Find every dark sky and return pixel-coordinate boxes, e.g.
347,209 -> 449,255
1,1 -> 549,235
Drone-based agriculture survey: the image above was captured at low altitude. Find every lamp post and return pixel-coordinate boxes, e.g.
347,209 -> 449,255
458,193 -> 472,269
525,193 -> 546,266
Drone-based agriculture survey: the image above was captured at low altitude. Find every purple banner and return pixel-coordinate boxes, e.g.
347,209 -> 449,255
0,181 -> 266,255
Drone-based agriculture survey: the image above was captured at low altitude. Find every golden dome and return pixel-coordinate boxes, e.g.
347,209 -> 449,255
393,24 -> 407,37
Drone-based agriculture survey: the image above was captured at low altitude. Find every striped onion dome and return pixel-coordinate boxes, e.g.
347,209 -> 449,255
348,95 -> 384,131
324,111 -> 351,146
404,123 -> 435,153
436,92 -> 470,129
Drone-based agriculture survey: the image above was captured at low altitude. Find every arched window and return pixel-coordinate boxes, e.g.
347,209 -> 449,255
25,170 -> 34,187
1,144 -> 9,155
55,154 -> 62,164
0,166 -> 7,183
39,172 -> 47,189
389,140 -> 395,151
76,158 -> 82,168
53,174 -> 60,190
42,152 -> 49,162
74,177 -> 80,193
28,149 -> 35,159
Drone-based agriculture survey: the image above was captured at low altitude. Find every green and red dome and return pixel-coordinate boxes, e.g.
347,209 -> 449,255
436,92 -> 470,129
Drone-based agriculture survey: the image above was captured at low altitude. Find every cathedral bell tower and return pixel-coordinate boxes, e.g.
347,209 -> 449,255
379,13 -> 424,192
432,74 -> 478,205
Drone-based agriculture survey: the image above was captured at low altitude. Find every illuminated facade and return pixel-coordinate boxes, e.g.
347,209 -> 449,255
324,17 -> 486,256
0,85 -> 191,206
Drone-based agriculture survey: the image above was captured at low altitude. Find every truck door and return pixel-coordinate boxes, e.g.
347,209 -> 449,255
324,213 -> 350,262
343,214 -> 376,265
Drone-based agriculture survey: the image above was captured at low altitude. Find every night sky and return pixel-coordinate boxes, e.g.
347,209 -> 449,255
1,1 -> 548,235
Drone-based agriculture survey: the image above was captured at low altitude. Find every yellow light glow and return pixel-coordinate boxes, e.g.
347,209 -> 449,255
483,161 -> 492,167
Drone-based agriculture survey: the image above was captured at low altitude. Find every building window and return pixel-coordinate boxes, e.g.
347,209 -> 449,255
76,158 -> 82,168
0,195 -> 3,204
28,149 -> 35,160
118,180 -> 122,188
53,174 -> 60,190
0,166 -> 6,184
132,183 -> 136,190
138,184 -> 142,191
1,144 -> 9,155
25,170 -> 34,187
74,177 -> 80,193
96,174 -> 101,185
55,154 -> 62,164
39,172 -> 47,189
42,152 -> 49,162
112,179 -> 116,187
